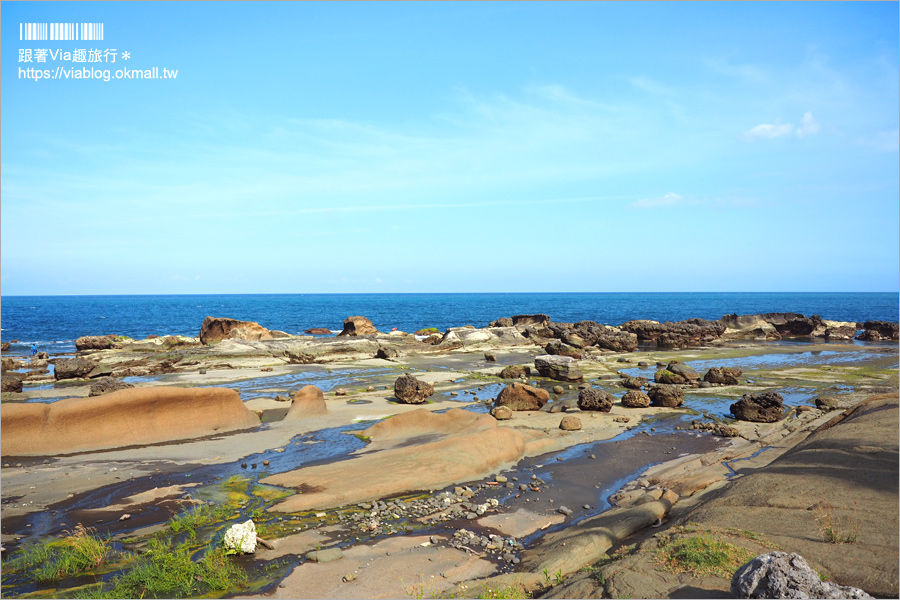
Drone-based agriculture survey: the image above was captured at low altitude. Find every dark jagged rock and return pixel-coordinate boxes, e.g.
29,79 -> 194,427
495,383 -> 549,411
577,388 -> 614,412
620,318 -> 726,348
648,384 -> 684,407
393,373 -> 434,404
730,391 -> 784,423
488,317 -> 514,328
375,345 -> 400,359
570,321 -> 638,352
704,367 -> 743,385
856,320 -> 899,342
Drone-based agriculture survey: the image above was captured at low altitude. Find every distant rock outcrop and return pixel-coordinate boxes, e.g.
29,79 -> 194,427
620,319 -> 726,348
200,317 -> 275,345
304,328 -> 332,335
338,316 -> 380,337
857,320 -> 899,342
1,386 -> 260,456
75,336 -> 115,351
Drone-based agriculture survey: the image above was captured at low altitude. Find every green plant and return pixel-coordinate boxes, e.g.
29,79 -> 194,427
4,523 -> 113,582
655,534 -> 755,579
105,536 -> 247,598
169,503 -> 230,539
813,500 -> 859,544
553,569 -> 564,585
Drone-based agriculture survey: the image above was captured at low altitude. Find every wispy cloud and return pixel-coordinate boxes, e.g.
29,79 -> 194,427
796,111 -> 820,137
744,122 -> 794,139
744,112 -> 820,140
631,192 -> 684,209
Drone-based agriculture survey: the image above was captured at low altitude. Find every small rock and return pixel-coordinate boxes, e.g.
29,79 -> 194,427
119,513 -> 131,521
343,573 -> 357,582
557,506 -> 573,516
334,388 -> 348,396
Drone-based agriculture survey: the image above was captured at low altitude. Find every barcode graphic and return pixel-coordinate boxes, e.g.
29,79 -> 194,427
19,22 -> 104,41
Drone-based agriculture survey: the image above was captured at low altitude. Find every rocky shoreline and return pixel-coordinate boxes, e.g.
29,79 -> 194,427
1,312 -> 897,599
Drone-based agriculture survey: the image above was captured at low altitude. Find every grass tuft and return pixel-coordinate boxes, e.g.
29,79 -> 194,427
4,523 -> 112,582
813,499 -> 859,544
655,534 -> 755,579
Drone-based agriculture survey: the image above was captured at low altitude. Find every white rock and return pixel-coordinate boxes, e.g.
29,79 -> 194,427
223,520 -> 257,554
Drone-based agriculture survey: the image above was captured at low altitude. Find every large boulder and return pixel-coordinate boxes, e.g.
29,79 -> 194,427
856,321 -> 899,342
1,387 -> 260,456
1,373 -> 26,393
393,373 -> 434,404
534,355 -> 584,382
730,391 -> 784,423
577,388 -> 614,412
53,357 -> 97,380
621,389 -> 651,408
704,367 -> 743,385
75,335 -> 114,351
648,384 -> 684,408
732,552 -> 873,599
495,383 -> 549,411
620,319 -> 726,348
338,316 -> 380,337
200,316 -> 275,345
285,385 -> 329,419
88,376 -> 135,397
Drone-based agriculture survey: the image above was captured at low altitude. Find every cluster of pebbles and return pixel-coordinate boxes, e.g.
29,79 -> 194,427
450,528 -> 523,564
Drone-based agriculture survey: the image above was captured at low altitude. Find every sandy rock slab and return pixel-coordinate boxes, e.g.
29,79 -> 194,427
263,408 -> 527,512
240,534 -> 495,599
1,386 -> 260,456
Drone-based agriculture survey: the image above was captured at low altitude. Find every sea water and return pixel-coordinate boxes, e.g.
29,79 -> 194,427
1,292 -> 897,355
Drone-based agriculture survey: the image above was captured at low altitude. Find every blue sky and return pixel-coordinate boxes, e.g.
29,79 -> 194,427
2,2 -> 898,294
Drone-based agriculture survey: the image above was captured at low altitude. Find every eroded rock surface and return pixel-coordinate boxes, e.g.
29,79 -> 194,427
732,552 -> 873,599
534,355 -> 584,382
1,386 -> 260,456
338,316 -> 379,337
731,391 -> 784,423
394,373 -> 434,404
200,316 -> 276,345
495,383 -> 549,411
285,385 -> 329,419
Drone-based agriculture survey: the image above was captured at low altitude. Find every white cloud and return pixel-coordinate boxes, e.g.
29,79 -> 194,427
745,111 -> 821,140
631,192 -> 684,209
744,122 -> 794,139
796,111 -> 820,137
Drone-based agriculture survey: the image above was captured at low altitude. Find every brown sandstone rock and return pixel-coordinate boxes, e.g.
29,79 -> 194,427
88,376 -> 134,397
285,385 -> 329,419
577,388 -> 614,412
338,316 -> 380,337
703,366 -> 743,385
393,373 -> 434,404
495,383 -> 550,411
75,335 -> 114,351
731,391 -> 784,423
491,406 -> 513,420
199,316 -> 275,345
304,327 -> 332,335
499,365 -> 530,379
648,384 -> 684,408
53,357 -> 97,380
1,373 -> 25,393
622,389 -> 651,408
263,408 -> 525,512
1,386 -> 259,456
534,355 -> 584,382
559,416 -> 582,430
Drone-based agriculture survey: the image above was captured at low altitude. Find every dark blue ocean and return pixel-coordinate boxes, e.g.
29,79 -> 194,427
1,293 -> 897,355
